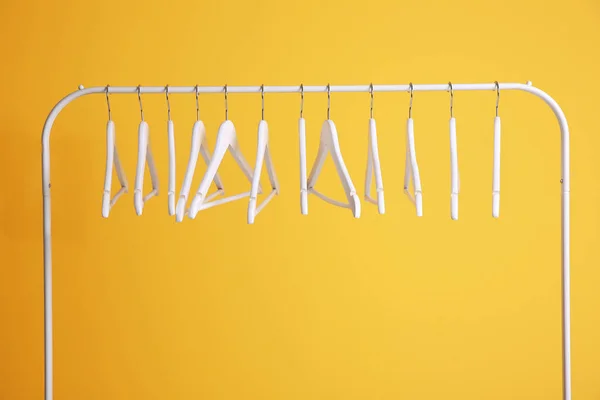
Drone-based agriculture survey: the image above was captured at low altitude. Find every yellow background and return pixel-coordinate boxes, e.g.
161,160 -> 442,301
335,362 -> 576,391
1,0 -> 599,399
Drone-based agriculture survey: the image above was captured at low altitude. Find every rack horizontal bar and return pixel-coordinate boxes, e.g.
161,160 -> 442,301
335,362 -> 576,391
91,82 -> 534,95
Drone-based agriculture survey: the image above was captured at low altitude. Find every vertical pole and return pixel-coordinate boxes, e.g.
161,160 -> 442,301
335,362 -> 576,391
563,188 -> 571,400
561,121 -> 571,400
42,130 -> 53,400
528,84 -> 571,400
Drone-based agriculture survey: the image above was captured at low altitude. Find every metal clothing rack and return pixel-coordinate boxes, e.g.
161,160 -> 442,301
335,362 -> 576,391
41,82 -> 571,400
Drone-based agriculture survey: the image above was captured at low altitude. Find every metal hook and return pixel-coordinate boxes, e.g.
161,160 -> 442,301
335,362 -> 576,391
224,84 -> 228,120
448,82 -> 454,118
408,82 -> 414,119
327,84 -> 331,120
165,85 -> 171,121
105,85 -> 112,121
137,85 -> 144,121
300,84 -> 304,118
494,81 -> 500,117
195,85 -> 200,121
369,83 -> 374,119
261,84 -> 265,120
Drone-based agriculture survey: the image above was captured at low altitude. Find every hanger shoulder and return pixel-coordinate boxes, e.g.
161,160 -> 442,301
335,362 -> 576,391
306,119 -> 360,218
365,118 -> 385,214
403,119 -> 412,193
365,123 -> 373,202
167,120 -> 176,216
133,121 -> 159,215
306,120 -> 331,188
189,120 -> 255,219
102,121 -> 116,217
298,117 -> 308,215
248,120 -> 279,224
102,120 -> 129,218
449,117 -> 459,220
189,121 -> 233,217
264,144 -> 279,193
492,116 -> 501,218
176,120 -> 204,221
176,120 -> 228,222
404,117 -> 423,216
145,137 -> 159,197
227,124 -> 256,186
256,120 -> 279,191
324,120 -> 357,200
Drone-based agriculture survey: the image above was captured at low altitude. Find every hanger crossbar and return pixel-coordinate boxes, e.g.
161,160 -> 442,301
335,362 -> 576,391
309,188 -> 353,209
196,191 -> 252,212
255,189 -> 278,216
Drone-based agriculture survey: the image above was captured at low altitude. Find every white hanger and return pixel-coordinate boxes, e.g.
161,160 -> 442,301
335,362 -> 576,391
133,86 -> 159,216
299,85 -> 308,215
165,86 -> 176,216
364,84 -> 385,214
248,87 -> 279,224
403,84 -> 423,216
449,83 -> 460,220
101,86 -> 129,218
307,85 -> 361,218
188,85 -> 258,219
175,87 -> 225,222
492,82 -> 501,218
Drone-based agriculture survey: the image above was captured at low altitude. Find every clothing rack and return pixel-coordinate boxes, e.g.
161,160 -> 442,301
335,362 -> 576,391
41,81 -> 571,400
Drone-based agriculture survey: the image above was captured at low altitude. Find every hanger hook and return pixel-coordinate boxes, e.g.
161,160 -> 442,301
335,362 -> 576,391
224,84 -> 228,120
261,84 -> 265,120
105,84 -> 112,121
494,81 -> 500,117
408,82 -> 414,119
327,84 -> 331,120
195,85 -> 200,121
137,85 -> 144,121
369,83 -> 374,119
300,84 -> 304,118
165,84 -> 171,121
448,82 -> 454,118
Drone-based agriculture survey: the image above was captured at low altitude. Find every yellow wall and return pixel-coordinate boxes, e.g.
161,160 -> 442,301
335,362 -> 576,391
1,0 -> 599,399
